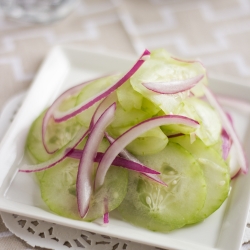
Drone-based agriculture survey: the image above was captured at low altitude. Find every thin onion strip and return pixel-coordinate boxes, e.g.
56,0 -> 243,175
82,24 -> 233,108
53,49 -> 151,123
204,87 -> 248,174
95,115 -> 199,190
142,74 -> 204,94
20,97 -> 115,173
104,133 -> 166,185
77,103 -> 116,218
68,150 -> 160,175
103,197 -> 109,225
42,77 -> 101,154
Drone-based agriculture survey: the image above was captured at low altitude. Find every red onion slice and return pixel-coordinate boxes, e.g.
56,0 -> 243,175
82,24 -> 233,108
103,212 -> 109,225
142,74 -> 204,94
68,150 -> 160,175
171,56 -> 207,81
94,151 -> 157,174
42,78 -> 99,154
53,49 -> 151,123
231,168 -> 241,180
103,197 -> 109,225
221,112 -> 233,160
221,128 -> 232,160
91,92 -> 117,126
204,87 -> 248,174
95,115 -> 199,190
77,103 -> 116,218
171,56 -> 206,70
22,137 -> 162,175
20,97 -> 118,173
105,133 -> 166,185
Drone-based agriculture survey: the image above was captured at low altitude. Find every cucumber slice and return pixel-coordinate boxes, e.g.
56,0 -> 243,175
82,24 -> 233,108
108,126 -> 168,156
45,91 -> 82,153
141,97 -> 161,116
26,110 -> 82,163
40,158 -> 128,221
76,102 -> 100,127
117,80 -> 143,111
45,116 -> 81,153
118,142 -> 206,232
37,136 -> 128,221
26,87 -> 82,164
76,75 -> 120,127
160,114 -> 197,137
161,97 -> 222,146
130,49 -> 207,114
170,135 -> 230,221
126,136 -> 168,156
26,111 -> 54,163
196,158 -> 229,220
177,97 -> 221,146
170,135 -> 228,167
110,103 -> 150,128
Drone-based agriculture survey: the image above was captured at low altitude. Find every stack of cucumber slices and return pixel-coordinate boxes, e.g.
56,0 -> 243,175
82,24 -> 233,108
22,48 -> 246,232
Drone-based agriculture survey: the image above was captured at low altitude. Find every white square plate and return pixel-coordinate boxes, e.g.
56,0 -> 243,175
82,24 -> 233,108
0,45 -> 250,250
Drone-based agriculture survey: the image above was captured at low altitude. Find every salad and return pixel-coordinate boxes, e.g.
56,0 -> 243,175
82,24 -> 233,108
20,48 -> 247,232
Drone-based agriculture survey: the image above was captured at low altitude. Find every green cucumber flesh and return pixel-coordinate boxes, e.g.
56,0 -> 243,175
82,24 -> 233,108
40,158 -> 128,221
170,135 -> 230,221
110,103 -> 151,128
38,138 -> 127,221
116,80 -> 143,111
26,111 -> 55,163
76,75 -> 120,127
26,92 -> 82,163
108,126 -> 168,156
118,142 -> 207,232
176,97 -> 221,146
126,136 -> 168,156
130,49 -> 207,114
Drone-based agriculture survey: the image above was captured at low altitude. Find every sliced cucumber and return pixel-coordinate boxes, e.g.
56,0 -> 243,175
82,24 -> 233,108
170,135 -> 230,221
26,111 -> 82,162
161,97 -> 222,146
26,111 -> 54,163
130,49 -> 207,114
76,75 -> 120,127
117,142 -> 206,232
126,136 -> 168,156
39,138 -> 127,221
40,158 -> 128,221
141,97 -> 161,116
26,90 -> 82,164
195,158 -> 229,221
117,80 -> 143,111
176,97 -> 221,146
76,102 -> 100,127
108,126 -> 166,140
110,103 -> 150,128
108,126 -> 168,156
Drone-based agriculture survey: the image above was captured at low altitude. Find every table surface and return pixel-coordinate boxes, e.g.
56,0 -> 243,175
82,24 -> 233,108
1,0 -> 250,249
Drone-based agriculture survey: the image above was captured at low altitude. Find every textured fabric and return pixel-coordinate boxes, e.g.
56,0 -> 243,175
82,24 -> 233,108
0,0 -> 250,249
